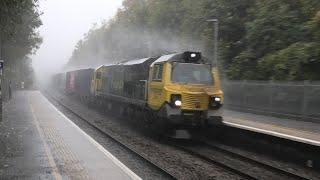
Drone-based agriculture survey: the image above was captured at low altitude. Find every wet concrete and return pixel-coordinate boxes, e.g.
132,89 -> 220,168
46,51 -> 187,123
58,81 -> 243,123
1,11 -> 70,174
0,91 -> 55,179
223,109 -> 320,146
0,91 -> 140,180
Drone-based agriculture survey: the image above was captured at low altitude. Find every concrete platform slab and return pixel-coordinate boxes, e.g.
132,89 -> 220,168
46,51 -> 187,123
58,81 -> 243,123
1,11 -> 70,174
223,109 -> 320,146
0,91 -> 141,180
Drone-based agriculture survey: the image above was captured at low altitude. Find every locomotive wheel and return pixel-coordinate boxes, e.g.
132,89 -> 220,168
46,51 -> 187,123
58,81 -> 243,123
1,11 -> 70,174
143,110 -> 155,126
151,116 -> 170,134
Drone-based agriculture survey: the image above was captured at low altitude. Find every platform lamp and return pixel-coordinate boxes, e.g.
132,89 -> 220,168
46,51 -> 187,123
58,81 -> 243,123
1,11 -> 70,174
206,19 -> 219,66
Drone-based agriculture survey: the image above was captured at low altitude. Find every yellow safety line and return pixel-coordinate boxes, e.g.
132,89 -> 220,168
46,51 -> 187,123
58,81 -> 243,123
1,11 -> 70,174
41,93 -> 142,180
28,96 -> 62,180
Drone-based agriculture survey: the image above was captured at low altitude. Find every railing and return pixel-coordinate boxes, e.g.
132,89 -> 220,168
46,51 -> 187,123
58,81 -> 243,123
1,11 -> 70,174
222,80 -> 320,121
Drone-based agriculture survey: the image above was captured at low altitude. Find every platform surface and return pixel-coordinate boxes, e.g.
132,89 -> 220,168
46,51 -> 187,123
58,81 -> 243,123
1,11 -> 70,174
223,109 -> 320,146
0,91 -> 141,180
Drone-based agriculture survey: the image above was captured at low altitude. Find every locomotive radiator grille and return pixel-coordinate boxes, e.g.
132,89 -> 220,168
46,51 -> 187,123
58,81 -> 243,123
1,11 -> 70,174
182,93 -> 209,110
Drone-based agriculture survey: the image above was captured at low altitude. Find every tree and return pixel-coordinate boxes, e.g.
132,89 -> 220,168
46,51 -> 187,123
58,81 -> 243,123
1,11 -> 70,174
67,0 -> 320,80
0,0 -> 42,99
226,0 -> 320,80
0,0 -> 42,66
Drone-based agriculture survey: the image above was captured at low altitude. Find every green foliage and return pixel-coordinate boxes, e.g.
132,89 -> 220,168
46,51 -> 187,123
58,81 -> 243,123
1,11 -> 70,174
309,11 -> 320,41
257,42 -> 320,80
226,50 -> 257,80
246,1 -> 307,57
0,0 -> 42,91
227,0 -> 320,80
0,0 -> 42,67
68,0 -> 320,80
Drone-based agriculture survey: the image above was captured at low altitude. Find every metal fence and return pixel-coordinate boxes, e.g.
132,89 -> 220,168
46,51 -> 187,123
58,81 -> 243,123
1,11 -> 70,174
223,80 -> 320,121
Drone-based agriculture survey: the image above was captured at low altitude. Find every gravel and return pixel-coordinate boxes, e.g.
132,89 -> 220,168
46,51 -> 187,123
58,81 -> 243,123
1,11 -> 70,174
45,90 -> 244,180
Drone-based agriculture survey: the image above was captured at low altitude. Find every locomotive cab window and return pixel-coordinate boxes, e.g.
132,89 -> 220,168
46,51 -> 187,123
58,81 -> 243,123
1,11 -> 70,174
152,64 -> 163,81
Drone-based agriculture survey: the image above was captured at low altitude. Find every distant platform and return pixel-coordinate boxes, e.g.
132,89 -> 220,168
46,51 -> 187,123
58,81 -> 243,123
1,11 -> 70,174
223,109 -> 320,146
0,91 -> 141,180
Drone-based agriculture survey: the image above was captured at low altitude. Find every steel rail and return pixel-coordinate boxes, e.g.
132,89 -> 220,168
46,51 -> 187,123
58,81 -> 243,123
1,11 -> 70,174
170,143 -> 258,180
45,90 -> 311,180
204,141 -> 309,179
173,141 -> 308,180
45,91 -> 178,180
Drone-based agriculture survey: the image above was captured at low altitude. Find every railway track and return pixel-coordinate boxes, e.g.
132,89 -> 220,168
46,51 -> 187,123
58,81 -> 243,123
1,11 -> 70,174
204,141 -> 310,179
171,141 -> 309,180
45,91 -> 178,180
46,91 -> 316,180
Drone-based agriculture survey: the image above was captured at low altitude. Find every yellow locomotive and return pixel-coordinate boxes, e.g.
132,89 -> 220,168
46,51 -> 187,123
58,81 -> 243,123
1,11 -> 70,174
90,51 -> 223,127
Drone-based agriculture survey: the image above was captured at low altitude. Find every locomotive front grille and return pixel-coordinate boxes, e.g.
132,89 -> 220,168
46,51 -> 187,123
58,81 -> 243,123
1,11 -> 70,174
182,93 -> 209,110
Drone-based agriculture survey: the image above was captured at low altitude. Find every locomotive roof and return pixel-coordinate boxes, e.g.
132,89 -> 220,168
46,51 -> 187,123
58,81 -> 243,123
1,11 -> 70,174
63,51 -> 205,73
62,64 -> 102,73
95,65 -> 104,70
150,51 -> 203,66
94,62 -> 119,70
64,67 -> 95,73
150,53 -> 178,66
118,57 -> 151,65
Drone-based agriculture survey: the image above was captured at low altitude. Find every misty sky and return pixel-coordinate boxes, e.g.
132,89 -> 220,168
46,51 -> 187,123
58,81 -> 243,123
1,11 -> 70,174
32,0 -> 123,77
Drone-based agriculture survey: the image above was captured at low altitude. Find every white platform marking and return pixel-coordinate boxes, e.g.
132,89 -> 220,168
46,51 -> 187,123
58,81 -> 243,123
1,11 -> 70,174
223,120 -> 320,147
40,92 -> 142,180
29,97 -> 63,180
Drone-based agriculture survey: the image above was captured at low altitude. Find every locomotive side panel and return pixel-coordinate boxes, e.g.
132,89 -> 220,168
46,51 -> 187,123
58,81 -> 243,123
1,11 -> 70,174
74,69 -> 94,97
66,71 -> 76,94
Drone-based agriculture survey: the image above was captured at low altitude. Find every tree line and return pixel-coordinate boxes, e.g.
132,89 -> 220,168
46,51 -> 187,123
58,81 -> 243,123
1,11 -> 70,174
0,0 -> 42,90
68,0 -> 320,80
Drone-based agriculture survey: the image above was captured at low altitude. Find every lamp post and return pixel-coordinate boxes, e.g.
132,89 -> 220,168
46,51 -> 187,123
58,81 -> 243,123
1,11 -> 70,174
206,19 -> 219,66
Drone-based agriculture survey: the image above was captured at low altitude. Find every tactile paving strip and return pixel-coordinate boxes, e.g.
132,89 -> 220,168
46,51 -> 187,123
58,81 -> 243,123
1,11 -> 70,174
29,97 -> 90,179
44,126 -> 90,179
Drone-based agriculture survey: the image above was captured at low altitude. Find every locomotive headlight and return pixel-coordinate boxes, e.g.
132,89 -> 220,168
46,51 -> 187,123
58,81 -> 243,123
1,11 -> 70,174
174,100 -> 182,106
214,97 -> 221,102
210,96 -> 222,108
171,94 -> 182,107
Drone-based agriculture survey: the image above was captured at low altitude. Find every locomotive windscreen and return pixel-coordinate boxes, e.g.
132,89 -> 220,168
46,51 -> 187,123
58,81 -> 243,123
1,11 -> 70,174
171,63 -> 213,85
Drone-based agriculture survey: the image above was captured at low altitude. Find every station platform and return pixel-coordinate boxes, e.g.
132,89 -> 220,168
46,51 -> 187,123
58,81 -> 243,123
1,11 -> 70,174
223,109 -> 320,146
0,91 -> 141,180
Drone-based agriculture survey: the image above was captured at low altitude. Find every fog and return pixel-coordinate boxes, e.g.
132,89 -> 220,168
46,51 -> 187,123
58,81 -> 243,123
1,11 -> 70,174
31,0 -> 123,84
32,0 -> 207,87
64,26 -> 206,71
